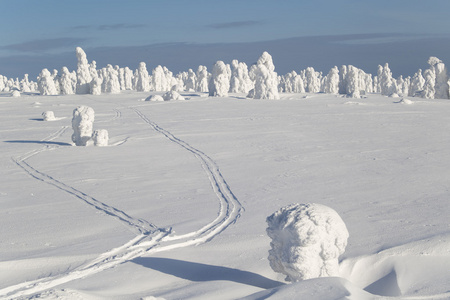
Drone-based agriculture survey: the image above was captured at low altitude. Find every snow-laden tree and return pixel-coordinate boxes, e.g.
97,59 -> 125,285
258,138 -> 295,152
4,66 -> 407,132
152,65 -> 168,91
75,47 -> 92,94
51,69 -> 61,95
135,62 -> 150,92
196,65 -> 209,92
60,67 -> 75,95
118,67 -> 126,91
208,61 -> 230,97
266,203 -> 349,282
90,74 -> 102,95
20,74 -> 31,93
409,69 -> 425,96
428,57 -> 449,99
379,63 -> 398,96
304,67 -> 321,93
37,68 -> 58,95
338,65 -> 348,94
229,60 -> 253,93
346,65 -> 361,98
185,69 -> 197,91
103,64 -> 120,94
248,52 -> 280,99
422,68 -> 436,99
72,106 -> 95,146
324,66 -> 339,94
123,67 -> 134,90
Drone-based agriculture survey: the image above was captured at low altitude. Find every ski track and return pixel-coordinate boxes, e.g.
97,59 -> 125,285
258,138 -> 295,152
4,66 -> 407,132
1,106 -> 243,299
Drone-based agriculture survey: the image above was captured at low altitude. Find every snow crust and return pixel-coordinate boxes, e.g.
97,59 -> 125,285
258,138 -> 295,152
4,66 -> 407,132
266,203 -> 348,282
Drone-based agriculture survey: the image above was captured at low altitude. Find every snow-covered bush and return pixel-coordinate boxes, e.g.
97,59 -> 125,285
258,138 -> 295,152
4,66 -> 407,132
208,61 -> 230,97
266,203 -> 349,282
42,111 -> 56,121
248,52 -> 280,99
75,47 -> 92,94
37,68 -> 58,96
92,129 -> 108,146
71,106 -> 95,146
12,90 -> 21,97
162,90 -> 185,101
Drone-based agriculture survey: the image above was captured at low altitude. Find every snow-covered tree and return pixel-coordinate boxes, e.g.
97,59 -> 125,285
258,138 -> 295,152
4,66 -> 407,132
428,57 -> 449,99
304,67 -> 321,93
422,68 -> 436,99
152,65 -> 168,91
379,63 -> 397,96
208,61 -> 230,97
266,203 -> 349,282
60,67 -> 75,95
324,66 -> 339,94
71,106 -> 95,146
75,47 -> 92,94
248,51 -> 280,99
185,69 -> 197,91
196,65 -> 209,92
346,65 -> 361,98
229,60 -> 253,93
37,68 -> 58,96
123,67 -> 134,90
103,64 -> 120,93
134,62 -> 150,92
409,69 -> 425,96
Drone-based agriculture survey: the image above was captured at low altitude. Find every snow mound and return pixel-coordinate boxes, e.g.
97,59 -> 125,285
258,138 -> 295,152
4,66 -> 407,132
395,98 -> 414,105
340,234 -> 450,298
145,94 -> 164,102
42,111 -> 56,121
162,90 -> 185,101
266,203 -> 349,282
11,90 -> 20,97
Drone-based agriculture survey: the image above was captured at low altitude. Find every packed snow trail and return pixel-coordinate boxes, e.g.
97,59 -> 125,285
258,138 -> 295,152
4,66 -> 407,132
1,107 -> 243,299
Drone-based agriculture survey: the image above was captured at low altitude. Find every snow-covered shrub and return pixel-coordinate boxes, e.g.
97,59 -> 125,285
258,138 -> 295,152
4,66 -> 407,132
12,90 -> 21,97
75,47 -> 92,94
145,94 -> 164,101
42,111 -> 56,121
162,90 -> 185,101
208,61 -> 230,97
248,52 -> 280,99
37,68 -> 58,96
92,129 -> 108,146
71,106 -> 95,146
136,62 -> 151,92
266,203 -> 349,282
196,65 -> 209,92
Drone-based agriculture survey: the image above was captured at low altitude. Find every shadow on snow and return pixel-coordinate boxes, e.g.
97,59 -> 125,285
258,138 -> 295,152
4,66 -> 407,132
132,257 -> 284,290
4,140 -> 72,146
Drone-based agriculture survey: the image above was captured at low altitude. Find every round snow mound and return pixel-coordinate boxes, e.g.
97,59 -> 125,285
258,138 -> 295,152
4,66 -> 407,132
145,95 -> 164,102
11,90 -> 21,97
266,203 -> 349,282
92,129 -> 109,146
163,90 -> 185,101
42,111 -> 56,121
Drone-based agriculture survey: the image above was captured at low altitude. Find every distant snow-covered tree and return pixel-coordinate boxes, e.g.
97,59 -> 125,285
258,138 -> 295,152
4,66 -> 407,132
37,68 -> 58,96
379,63 -> 397,96
304,67 -> 321,93
196,65 -> 209,92
75,47 -> 92,94
229,60 -> 252,93
428,56 -> 449,99
409,69 -> 425,96
103,64 -> 120,93
123,67 -> 134,90
346,65 -> 361,98
422,68 -> 436,99
136,62 -> 151,92
324,66 -> 339,94
60,67 -> 75,95
71,106 -> 95,146
185,69 -> 197,91
152,65 -> 168,91
248,52 -> 280,99
209,61 -> 230,97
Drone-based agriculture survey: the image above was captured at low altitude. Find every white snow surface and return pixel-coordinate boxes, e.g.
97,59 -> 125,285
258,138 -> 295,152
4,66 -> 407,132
1,91 -> 450,300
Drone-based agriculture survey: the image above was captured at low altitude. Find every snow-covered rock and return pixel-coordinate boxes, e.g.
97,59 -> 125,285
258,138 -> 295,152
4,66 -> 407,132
162,90 -> 185,101
266,203 -> 349,282
71,106 -> 95,146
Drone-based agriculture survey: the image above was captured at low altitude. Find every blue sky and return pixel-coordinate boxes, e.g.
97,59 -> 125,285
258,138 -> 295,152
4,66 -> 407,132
1,0 -> 450,78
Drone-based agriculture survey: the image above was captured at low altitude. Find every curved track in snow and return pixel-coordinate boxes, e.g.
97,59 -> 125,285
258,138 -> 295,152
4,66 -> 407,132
1,106 -> 243,299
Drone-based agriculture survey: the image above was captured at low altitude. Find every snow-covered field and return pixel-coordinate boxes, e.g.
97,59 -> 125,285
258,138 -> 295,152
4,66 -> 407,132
1,91 -> 449,299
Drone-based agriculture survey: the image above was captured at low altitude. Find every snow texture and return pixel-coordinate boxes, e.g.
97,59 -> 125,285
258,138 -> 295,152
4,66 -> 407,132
71,106 -> 95,146
266,203 -> 349,282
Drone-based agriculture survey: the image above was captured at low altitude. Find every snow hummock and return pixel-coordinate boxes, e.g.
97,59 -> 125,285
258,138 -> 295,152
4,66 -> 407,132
71,106 -> 95,146
42,111 -> 56,121
92,129 -> 109,147
145,94 -> 164,102
162,90 -> 185,101
266,203 -> 349,282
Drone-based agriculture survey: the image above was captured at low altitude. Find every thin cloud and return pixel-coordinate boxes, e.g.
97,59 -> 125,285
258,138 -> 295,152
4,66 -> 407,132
3,37 -> 87,52
72,23 -> 145,31
208,20 -> 262,29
